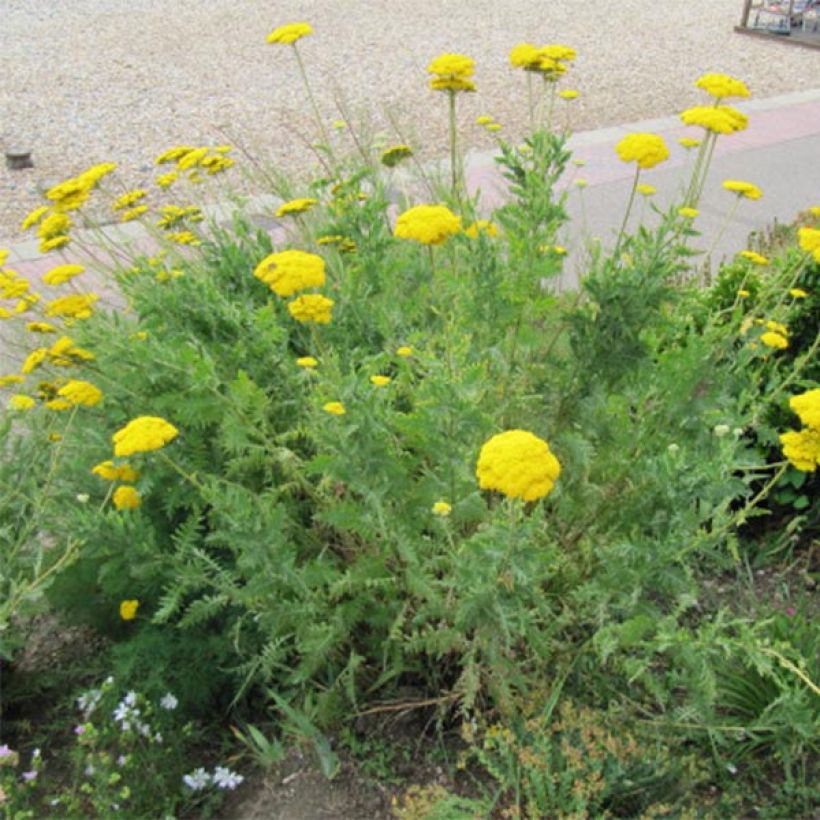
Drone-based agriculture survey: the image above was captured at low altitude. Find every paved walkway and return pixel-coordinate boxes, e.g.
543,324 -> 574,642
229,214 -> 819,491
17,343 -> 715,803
466,87 -> 820,285
3,86 -> 819,317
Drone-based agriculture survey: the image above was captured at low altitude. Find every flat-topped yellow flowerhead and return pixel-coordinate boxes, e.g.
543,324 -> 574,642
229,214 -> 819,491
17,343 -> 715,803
42,264 -> 84,286
432,501 -> 452,516
722,179 -> 762,200
680,105 -> 748,135
57,380 -> 103,407
790,388 -> 820,431
780,428 -> 820,472
615,133 -> 670,170
381,145 -> 414,168
113,416 -> 179,457
394,204 -> 462,245
296,356 -> 319,369
323,401 -> 346,416
695,73 -> 750,100
476,429 -> 561,502
370,375 -> 391,387
287,294 -> 334,324
254,250 -> 326,297
119,599 -> 139,620
276,198 -> 318,217
798,227 -> 820,261
92,460 -> 140,482
267,22 -> 313,45
113,486 -> 141,511
427,53 -> 476,92
739,250 -> 768,265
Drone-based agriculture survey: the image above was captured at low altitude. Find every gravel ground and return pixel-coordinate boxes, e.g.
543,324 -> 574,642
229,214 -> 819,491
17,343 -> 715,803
1,0 -> 818,247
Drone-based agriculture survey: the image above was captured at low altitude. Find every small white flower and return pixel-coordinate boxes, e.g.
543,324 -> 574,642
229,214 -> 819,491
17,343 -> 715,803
76,493 -> 90,503
32,748 -> 41,759
124,691 -> 138,707
104,676 -> 114,686
154,732 -> 163,744
726,762 -> 738,775
183,768 -> 211,791
84,764 -> 96,777
137,721 -> 152,738
160,693 -> 178,710
112,703 -> 130,723
732,427 -> 743,438
117,755 -> 128,767
713,424 -> 731,437
667,443 -> 680,454
212,766 -> 244,790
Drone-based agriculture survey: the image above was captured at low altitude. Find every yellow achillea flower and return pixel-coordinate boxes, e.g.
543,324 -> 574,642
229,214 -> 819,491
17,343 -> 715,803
394,204 -> 462,245
156,204 -> 203,229
296,356 -> 319,369
574,179 -> 588,188
486,123 -> 502,132
275,198 -> 318,218
680,105 -> 748,135
738,289 -> 750,298
57,379 -> 103,407
678,137 -> 701,149
381,145 -> 414,168
0,374 -> 25,388
779,428 -> 820,472
40,236 -> 71,253
43,264 -> 84,286
120,205 -> 149,223
695,73 -> 750,100
559,89 -> 579,100
167,230 -> 200,246
370,375 -> 391,387
114,485 -> 141,510
396,346 -> 413,357
509,43 -> 541,68
722,179 -> 762,200
119,599 -> 140,620
476,429 -> 561,502
112,416 -> 179,457
540,44 -> 577,62
323,401 -> 346,415
254,250 -> 326,297
78,162 -> 117,187
678,207 -> 699,219
266,22 -> 313,44
37,211 -> 72,241
9,394 -> 35,411
21,348 -> 48,374
464,220 -> 498,239
427,53 -> 476,92
177,147 -> 209,170
21,205 -> 50,231
45,178 -> 91,212
92,460 -> 140,482
156,171 -> 178,188
47,335 -> 95,366
637,184 -> 656,196
112,190 -> 147,211
615,133 -> 670,170
798,227 -> 820,261
475,115 -> 494,125
45,293 -> 99,320
790,388 -> 820,430
287,294 -> 334,324
760,331 -> 788,350
432,501 -> 452,516
765,319 -> 789,336
45,398 -> 72,411
790,288 -> 808,299
155,146 -> 196,165
0,269 -> 30,298
739,250 -> 769,265
317,235 -> 357,253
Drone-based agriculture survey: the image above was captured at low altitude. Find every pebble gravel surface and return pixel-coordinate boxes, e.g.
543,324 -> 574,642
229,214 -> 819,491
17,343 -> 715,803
2,0 -> 818,246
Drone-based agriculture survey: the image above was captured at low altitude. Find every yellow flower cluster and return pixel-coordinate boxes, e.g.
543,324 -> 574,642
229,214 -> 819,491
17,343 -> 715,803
92,460 -> 140,482
112,416 -> 179,457
45,293 -> 99,320
276,198 -> 318,217
722,179 -> 762,200
154,145 -> 234,180
57,379 -> 103,407
156,204 -> 203,230
615,133 -> 670,170
509,42 -> 576,81
760,318 -> 790,350
20,163 -> 117,253
780,388 -> 820,472
254,250 -> 326,297
43,264 -> 84,286
287,294 -> 334,324
680,106 -> 748,135
266,22 -> 313,45
476,429 -> 561,502
739,250 -> 768,266
381,145 -> 414,168
112,190 -> 147,211
427,53 -> 476,93
695,73 -> 750,100
798,227 -> 820,262
394,204 -> 462,245
119,599 -> 139,620
464,220 -> 499,239
114,485 -> 142,510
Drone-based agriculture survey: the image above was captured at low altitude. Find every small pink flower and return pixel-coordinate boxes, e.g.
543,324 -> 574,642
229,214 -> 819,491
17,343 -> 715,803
74,725 -> 86,735
785,606 -> 796,617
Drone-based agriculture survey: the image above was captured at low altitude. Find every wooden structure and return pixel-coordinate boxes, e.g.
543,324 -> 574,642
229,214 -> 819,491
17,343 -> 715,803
737,0 -> 820,48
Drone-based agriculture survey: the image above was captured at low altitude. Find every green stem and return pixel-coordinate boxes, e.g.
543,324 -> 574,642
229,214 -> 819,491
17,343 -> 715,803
613,166 -> 641,258
706,196 -> 740,259
448,90 -> 460,197
292,43 -> 332,155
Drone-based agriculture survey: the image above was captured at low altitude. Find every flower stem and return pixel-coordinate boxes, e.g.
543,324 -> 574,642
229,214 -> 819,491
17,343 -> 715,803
613,166 -> 641,258
448,90 -> 460,197
292,43 -> 332,155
